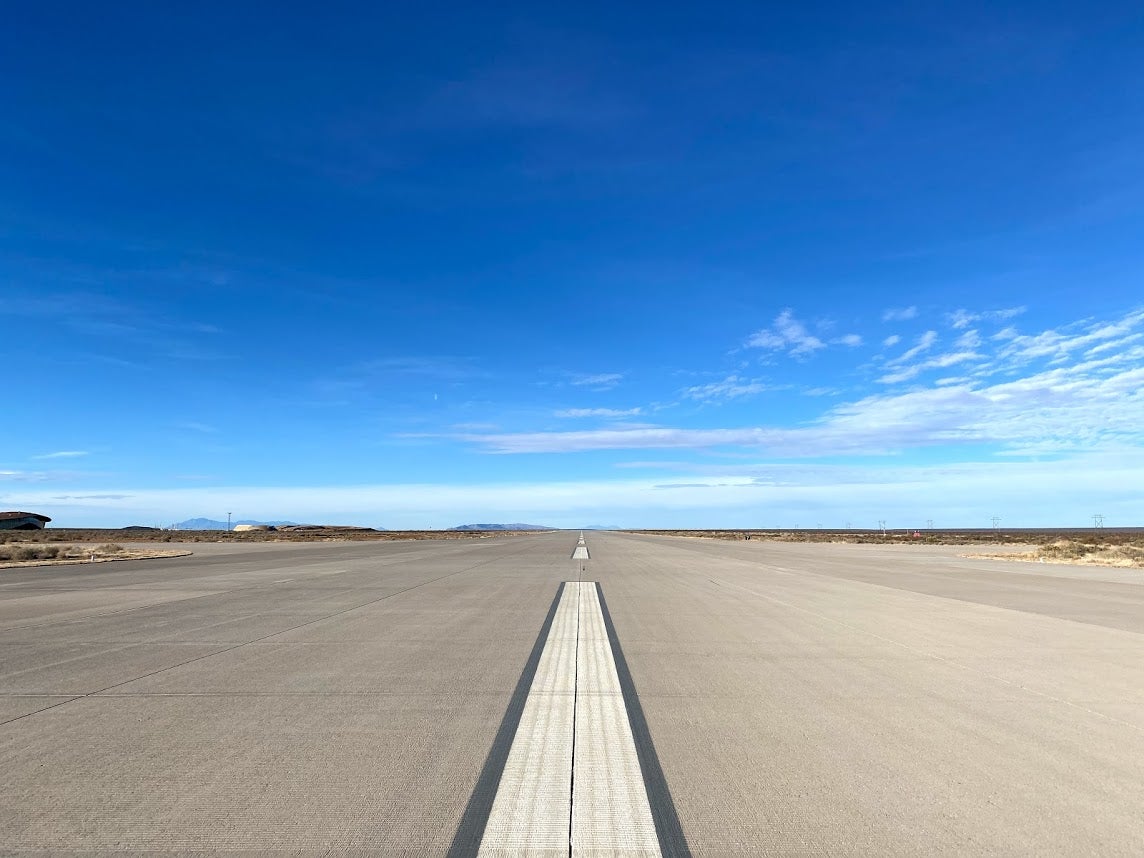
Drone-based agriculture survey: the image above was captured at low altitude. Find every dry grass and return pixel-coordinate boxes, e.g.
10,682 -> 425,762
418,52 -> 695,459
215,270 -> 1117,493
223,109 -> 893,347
628,528 -> 1073,546
977,538 -> 1144,569
0,543 -> 191,569
4,527 -> 1140,569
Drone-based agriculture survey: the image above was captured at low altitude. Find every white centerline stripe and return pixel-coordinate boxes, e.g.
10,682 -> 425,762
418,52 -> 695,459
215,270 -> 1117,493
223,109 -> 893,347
572,584 -> 660,857
478,582 -> 661,858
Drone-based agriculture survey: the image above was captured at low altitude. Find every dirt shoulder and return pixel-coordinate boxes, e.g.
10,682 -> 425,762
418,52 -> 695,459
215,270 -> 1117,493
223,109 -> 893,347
969,538 -> 1144,569
3,527 -> 549,545
630,529 -> 1144,569
0,543 -> 192,569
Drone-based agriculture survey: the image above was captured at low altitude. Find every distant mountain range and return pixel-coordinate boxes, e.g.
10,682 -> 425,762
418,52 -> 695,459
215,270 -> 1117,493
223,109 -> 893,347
169,519 -> 582,532
172,518 -> 299,530
451,523 -> 553,531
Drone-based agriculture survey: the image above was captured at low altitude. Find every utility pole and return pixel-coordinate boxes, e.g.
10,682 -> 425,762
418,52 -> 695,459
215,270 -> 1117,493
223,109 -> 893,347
878,519 -> 887,535
926,519 -> 934,530
1093,514 -> 1104,531
227,512 -> 232,532
991,516 -> 1001,531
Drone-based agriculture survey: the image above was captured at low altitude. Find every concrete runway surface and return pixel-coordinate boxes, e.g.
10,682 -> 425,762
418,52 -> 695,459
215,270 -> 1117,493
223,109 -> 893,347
2,531 -> 1143,855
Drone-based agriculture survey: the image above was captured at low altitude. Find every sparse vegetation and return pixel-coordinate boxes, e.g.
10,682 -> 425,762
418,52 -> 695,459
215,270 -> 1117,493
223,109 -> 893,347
3,527 -> 1139,569
1008,539 -> 1144,568
0,542 -> 189,568
630,528 -> 1144,568
0,545 -> 70,562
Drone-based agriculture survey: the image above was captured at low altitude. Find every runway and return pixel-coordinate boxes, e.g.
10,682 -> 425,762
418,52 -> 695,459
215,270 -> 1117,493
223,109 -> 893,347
2,531 -> 1143,855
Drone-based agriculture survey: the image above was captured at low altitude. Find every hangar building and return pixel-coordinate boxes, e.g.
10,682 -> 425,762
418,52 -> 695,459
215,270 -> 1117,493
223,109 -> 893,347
0,512 -> 52,530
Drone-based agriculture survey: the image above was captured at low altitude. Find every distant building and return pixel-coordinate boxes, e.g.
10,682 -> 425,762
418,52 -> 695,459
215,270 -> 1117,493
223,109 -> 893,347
0,511 -> 52,530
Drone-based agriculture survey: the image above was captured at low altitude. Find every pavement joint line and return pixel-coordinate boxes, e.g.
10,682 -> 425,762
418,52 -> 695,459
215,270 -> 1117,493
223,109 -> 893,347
475,582 -> 663,857
707,574 -> 1144,737
0,544 -> 536,728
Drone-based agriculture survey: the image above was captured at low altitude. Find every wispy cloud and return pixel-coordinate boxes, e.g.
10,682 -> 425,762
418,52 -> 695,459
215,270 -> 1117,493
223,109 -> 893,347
32,451 -> 89,460
7,451 -> 1137,528
747,309 -> 825,357
49,494 -> 133,501
356,356 -> 484,380
874,312 -> 1144,387
308,355 -> 487,405
991,310 -> 1144,365
0,470 -> 41,481
0,469 -> 95,482
892,330 -> 939,364
878,350 -> 982,384
0,290 -> 227,362
555,407 -> 642,418
833,334 -> 863,347
570,372 -> 623,390
956,329 -> 983,349
949,306 -> 1026,329
461,308 -> 1144,457
882,306 -> 918,322
882,334 -> 901,347
683,375 -> 769,402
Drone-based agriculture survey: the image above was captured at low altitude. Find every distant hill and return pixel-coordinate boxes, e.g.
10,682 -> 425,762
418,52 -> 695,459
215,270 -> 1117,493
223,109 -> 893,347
173,518 -> 299,530
451,523 -> 553,531
579,525 -> 622,531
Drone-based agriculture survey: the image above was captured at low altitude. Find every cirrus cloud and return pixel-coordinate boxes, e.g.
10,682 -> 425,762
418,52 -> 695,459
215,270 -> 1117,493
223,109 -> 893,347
747,309 -> 826,357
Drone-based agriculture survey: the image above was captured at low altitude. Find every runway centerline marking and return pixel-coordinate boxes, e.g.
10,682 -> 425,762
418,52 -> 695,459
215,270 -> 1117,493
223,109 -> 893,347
478,582 -> 660,857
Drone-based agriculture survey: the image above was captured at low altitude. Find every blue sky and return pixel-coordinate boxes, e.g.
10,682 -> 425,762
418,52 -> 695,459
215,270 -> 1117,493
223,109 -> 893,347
3,2 -> 1142,528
